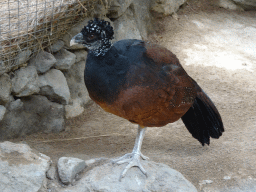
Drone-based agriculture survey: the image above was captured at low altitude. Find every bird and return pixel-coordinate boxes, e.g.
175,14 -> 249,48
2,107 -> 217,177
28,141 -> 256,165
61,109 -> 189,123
70,18 -> 224,181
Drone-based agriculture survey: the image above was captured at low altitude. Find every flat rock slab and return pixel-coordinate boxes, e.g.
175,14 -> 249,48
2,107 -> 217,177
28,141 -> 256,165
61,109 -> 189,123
60,161 -> 197,192
0,141 -> 50,192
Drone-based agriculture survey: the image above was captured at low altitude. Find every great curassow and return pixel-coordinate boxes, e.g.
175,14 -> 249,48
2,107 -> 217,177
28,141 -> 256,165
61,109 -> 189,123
70,18 -> 224,181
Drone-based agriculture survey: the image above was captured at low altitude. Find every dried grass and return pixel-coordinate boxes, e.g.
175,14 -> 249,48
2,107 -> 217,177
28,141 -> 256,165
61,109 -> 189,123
0,0 -> 107,72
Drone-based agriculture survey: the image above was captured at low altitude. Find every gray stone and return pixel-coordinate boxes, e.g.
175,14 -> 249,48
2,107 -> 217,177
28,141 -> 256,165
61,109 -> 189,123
73,50 -> 87,63
218,0 -> 244,10
0,60 -> 6,76
47,40 -> 65,53
39,69 -> 70,105
0,95 -> 65,140
14,50 -> 32,66
108,0 -> 134,18
232,0 -> 256,10
113,7 -> 142,41
8,99 -> 23,111
59,161 -> 197,192
58,157 -> 86,185
29,51 -> 57,73
0,105 -> 6,121
62,17 -> 113,50
151,0 -> 187,16
11,66 -> 40,97
0,141 -> 50,192
0,73 -> 12,105
47,182 -> 60,192
202,178 -> 256,191
54,49 -> 76,70
46,165 -> 57,180
132,0 -> 155,39
65,99 -> 84,119
63,60 -> 91,109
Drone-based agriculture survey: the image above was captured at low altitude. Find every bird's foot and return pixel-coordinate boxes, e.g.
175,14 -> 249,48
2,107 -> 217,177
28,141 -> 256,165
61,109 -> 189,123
112,152 -> 149,181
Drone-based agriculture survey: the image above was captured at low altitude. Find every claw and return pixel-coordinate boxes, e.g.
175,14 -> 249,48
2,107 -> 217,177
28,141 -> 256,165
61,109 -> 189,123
113,125 -> 148,181
113,152 -> 148,181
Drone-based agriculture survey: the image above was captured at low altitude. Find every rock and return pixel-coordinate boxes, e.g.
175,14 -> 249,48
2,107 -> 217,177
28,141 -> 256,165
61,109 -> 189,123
29,51 -> 57,73
47,40 -> 65,53
62,17 -> 113,50
63,60 -> 91,109
0,95 -> 64,140
0,60 -> 6,76
47,182 -> 60,192
0,73 -> 12,105
232,0 -> 256,10
8,99 -> 23,111
11,66 -> 40,97
108,0 -> 134,18
113,7 -> 142,41
73,50 -> 87,63
151,0 -> 187,16
58,157 -> 86,185
14,50 -> 32,66
0,105 -> 6,121
0,141 -> 50,192
59,161 -> 197,192
39,69 -> 70,105
54,49 -> 76,70
46,165 -> 57,180
218,0 -> 244,11
132,0 -> 155,39
65,99 -> 84,119
202,178 -> 256,191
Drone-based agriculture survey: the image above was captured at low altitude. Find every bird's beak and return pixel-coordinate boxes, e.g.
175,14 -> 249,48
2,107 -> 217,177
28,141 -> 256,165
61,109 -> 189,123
70,33 -> 83,46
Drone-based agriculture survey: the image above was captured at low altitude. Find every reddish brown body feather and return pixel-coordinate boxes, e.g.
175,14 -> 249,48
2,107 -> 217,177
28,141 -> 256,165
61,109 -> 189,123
91,42 -> 198,127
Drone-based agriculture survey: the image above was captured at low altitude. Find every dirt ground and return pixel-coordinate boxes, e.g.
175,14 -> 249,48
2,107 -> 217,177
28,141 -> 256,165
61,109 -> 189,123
11,1 -> 256,191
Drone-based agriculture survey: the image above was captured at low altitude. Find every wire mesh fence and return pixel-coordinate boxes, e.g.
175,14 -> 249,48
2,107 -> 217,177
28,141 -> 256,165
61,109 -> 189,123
0,0 -> 105,73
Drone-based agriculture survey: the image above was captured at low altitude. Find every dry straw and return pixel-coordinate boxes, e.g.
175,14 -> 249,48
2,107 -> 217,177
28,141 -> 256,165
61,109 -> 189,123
0,0 -> 105,73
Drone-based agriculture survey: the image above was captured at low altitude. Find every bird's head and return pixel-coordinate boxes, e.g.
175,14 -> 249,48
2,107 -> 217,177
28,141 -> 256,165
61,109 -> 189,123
70,18 -> 114,56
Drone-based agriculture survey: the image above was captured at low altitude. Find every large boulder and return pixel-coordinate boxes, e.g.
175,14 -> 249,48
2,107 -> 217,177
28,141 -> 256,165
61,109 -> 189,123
0,141 -> 51,192
0,73 -> 12,105
0,95 -> 64,140
11,66 -> 40,97
38,69 -> 70,105
59,161 -> 198,192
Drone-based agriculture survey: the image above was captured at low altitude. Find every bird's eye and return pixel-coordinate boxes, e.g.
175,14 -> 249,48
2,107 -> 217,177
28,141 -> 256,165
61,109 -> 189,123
87,34 -> 95,40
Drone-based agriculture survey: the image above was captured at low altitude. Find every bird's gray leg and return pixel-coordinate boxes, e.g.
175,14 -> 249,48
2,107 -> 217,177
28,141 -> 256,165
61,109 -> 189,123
112,125 -> 149,181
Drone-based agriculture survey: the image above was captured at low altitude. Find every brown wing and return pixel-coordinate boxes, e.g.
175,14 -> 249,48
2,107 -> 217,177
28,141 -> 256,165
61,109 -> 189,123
95,42 -> 198,127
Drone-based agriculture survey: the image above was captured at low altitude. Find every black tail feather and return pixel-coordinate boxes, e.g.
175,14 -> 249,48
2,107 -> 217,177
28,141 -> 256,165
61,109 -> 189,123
181,91 -> 224,146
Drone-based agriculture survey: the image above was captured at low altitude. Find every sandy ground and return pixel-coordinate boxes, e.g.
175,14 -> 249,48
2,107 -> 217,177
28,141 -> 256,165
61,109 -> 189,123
11,2 -> 256,191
